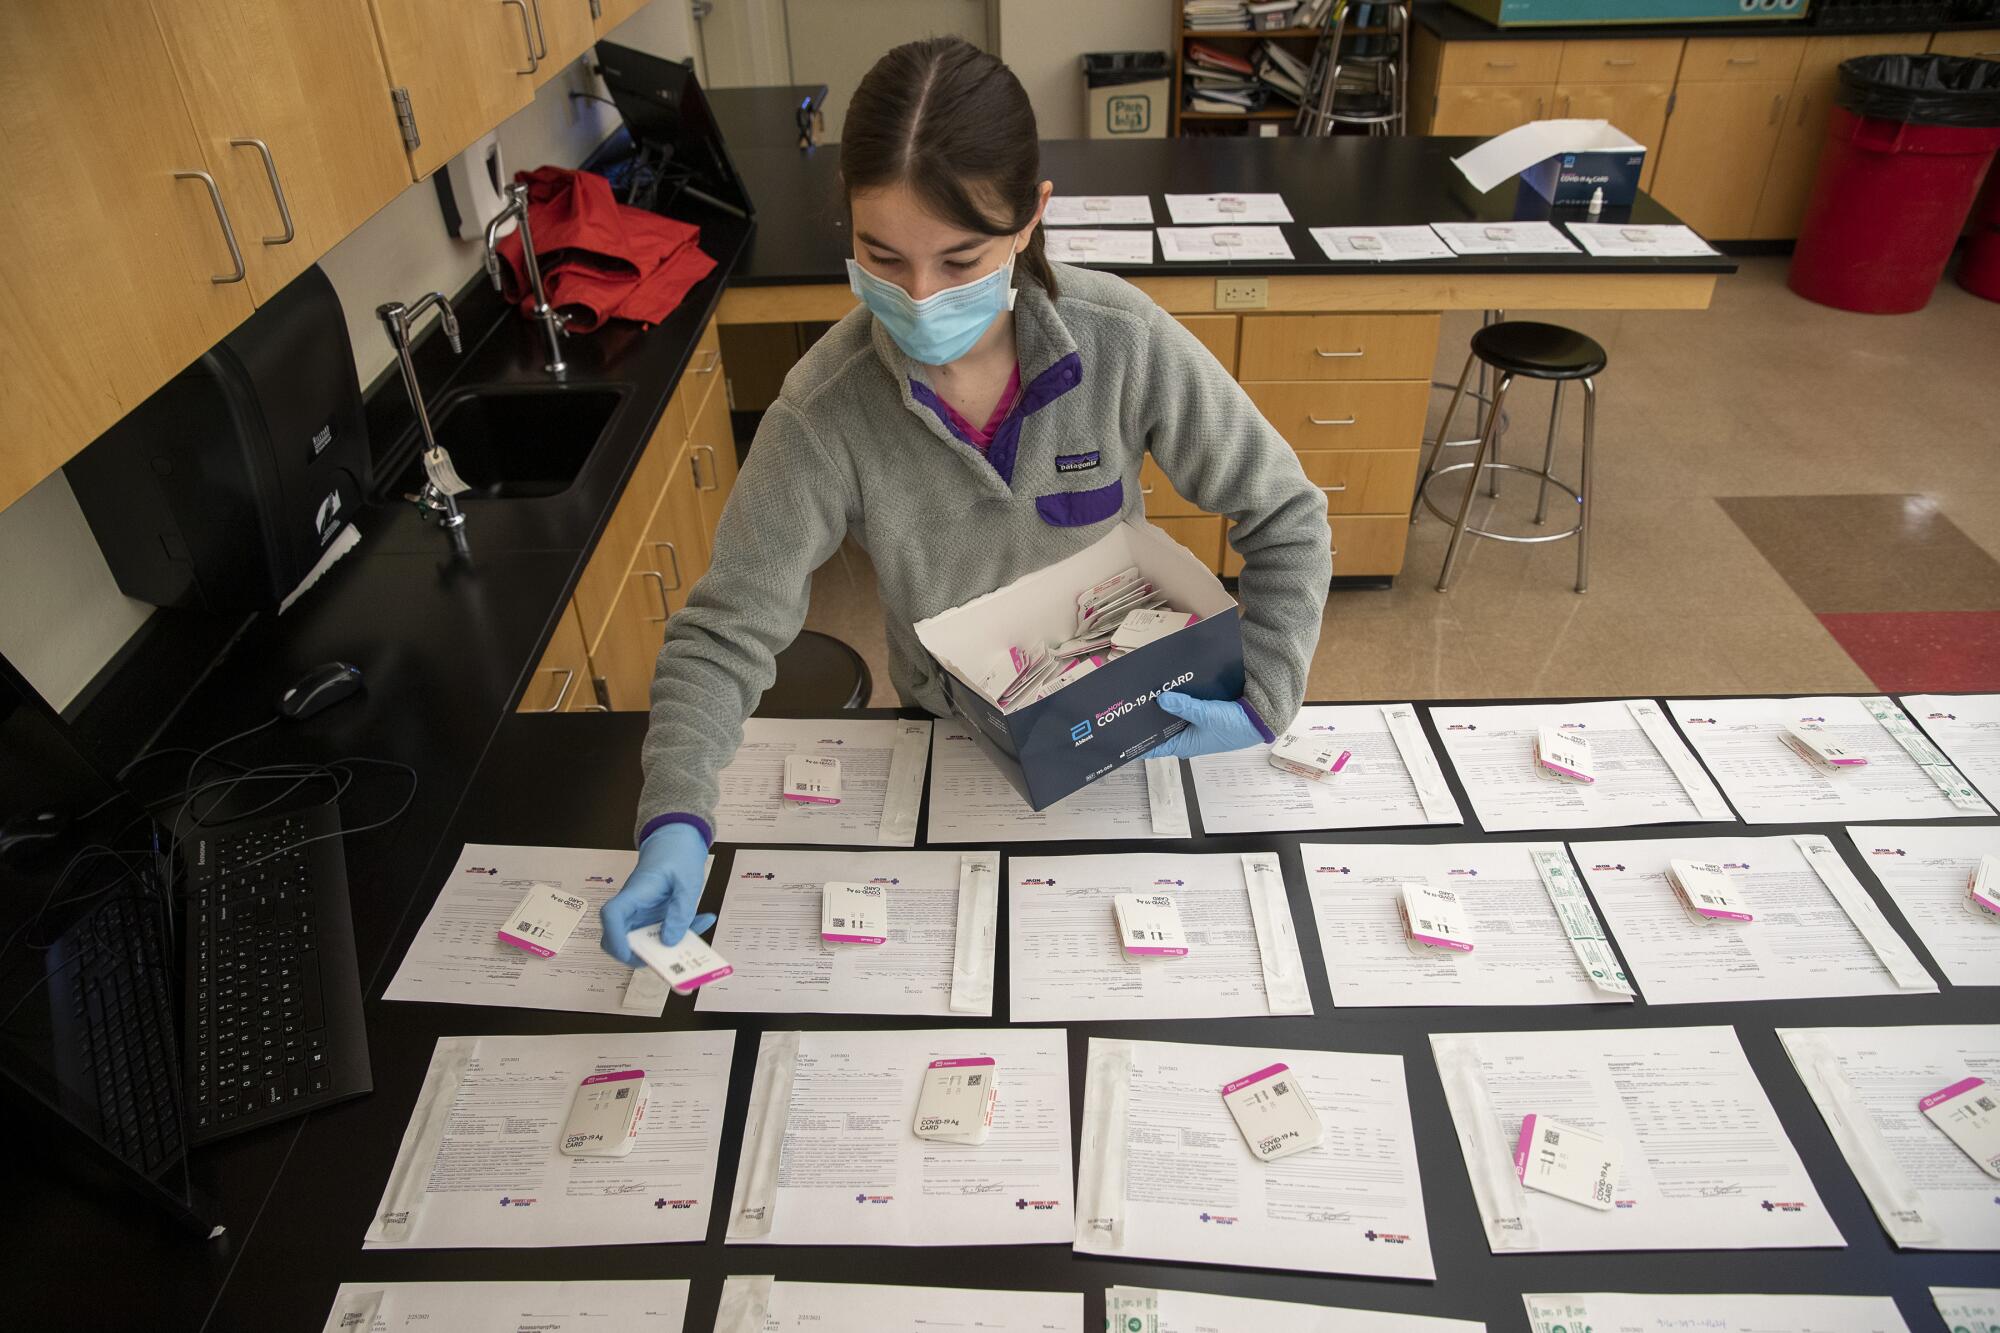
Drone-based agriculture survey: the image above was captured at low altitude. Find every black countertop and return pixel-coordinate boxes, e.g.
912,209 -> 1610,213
730,135 -> 1736,283
183,702 -> 1999,1333
1414,0 -> 1999,42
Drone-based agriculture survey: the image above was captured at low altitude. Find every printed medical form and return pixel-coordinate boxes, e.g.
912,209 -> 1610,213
710,718 -> 931,846
1523,1292 -> 1906,1333
1850,826 -> 2000,987
1108,1286 -> 1481,1332
319,1281 -> 690,1332
714,1278 -> 1080,1332
1188,704 -> 1461,834
926,722 -> 1188,842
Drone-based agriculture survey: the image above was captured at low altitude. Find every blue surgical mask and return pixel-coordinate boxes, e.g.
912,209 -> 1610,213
846,251 -> 1019,366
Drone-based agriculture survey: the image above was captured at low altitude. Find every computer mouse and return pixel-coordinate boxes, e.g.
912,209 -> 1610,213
280,661 -> 364,720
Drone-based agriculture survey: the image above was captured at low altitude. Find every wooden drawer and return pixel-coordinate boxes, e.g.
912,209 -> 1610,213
517,599 -> 590,713
1238,314 -> 1439,382
1295,450 -> 1422,515
1557,38 -> 1683,85
1223,513 -> 1409,578
1140,455 -> 1202,518
573,422 -> 681,646
1244,380 -> 1429,452
1678,36 -> 1807,83
1431,83 -> 1554,136
1930,29 -> 2000,59
1153,515 -> 1224,573
1175,314 -> 1238,373
1440,40 -> 1563,86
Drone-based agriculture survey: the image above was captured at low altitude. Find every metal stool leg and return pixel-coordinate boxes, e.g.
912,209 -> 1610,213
1437,372 -> 1511,593
1533,381 -> 1565,526
1482,310 -> 1505,498
1576,377 -> 1596,593
1414,351 -> 1476,523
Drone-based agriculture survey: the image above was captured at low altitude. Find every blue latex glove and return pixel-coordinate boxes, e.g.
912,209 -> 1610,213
1142,691 -> 1270,761
599,822 -> 717,966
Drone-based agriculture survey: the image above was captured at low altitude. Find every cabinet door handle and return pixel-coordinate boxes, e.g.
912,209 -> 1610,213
1318,483 -> 1348,493
1485,59 -> 1517,68
1308,414 -> 1357,426
692,349 -> 720,374
1726,55 -> 1759,65
1329,546 -> 1341,558
1602,57 -> 1636,67
1769,93 -> 1784,126
656,541 -> 684,592
1314,347 -> 1364,359
1795,92 -> 1811,127
528,666 -> 576,712
694,445 -> 720,492
1534,95 -> 1545,118
173,170 -> 246,284
501,0 -> 537,73
229,138 -> 294,245
1559,94 -> 1571,117
641,569 -> 670,622
527,0 -> 549,58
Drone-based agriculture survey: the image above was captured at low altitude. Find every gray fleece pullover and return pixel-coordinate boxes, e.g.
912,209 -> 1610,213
637,261 -> 1330,845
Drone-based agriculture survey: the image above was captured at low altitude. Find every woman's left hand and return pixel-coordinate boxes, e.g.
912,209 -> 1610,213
1141,691 -> 1270,760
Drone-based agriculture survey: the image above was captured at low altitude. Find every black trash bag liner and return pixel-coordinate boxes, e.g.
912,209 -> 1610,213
1836,54 -> 2000,127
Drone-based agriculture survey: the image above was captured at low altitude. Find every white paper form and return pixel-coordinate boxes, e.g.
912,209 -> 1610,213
1573,834 -> 1936,1004
1309,226 -> 1457,262
712,717 -> 932,846
1851,826 -> 2000,987
927,722 -> 1189,842
364,1030 -> 732,1249
1431,1025 -> 1843,1254
726,1027 -> 1072,1247
1164,192 -> 1292,223
1779,1024 -> 2000,1251
1077,1038 -> 1434,1279
1157,226 -> 1294,262
1302,841 -> 1630,1007
1109,1286 -> 1481,1333
383,844 -> 670,1017
1009,852 -> 1311,1021
1564,223 -> 1719,257
1044,229 -> 1155,265
1430,700 -> 1733,832
716,1278 -> 1081,1333
695,848 -> 998,1016
1044,194 -> 1154,226
1188,704 -> 1462,834
320,1281 -> 690,1332
1431,221 -> 1579,255
1670,696 -> 1992,824
1935,1288 -> 2000,1331
1907,694 -> 2000,807
1523,1293 -> 1908,1333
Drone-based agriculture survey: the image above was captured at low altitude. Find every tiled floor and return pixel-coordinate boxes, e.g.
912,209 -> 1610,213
805,256 -> 2000,705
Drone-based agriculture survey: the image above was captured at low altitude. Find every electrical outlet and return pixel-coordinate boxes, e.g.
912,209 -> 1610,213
1215,277 -> 1268,310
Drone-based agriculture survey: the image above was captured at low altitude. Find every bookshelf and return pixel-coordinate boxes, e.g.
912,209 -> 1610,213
1171,2 -> 1332,136
1171,3 -> 1408,137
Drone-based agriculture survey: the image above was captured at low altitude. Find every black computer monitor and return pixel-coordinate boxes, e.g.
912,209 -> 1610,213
595,41 -> 755,219
0,656 -> 214,1236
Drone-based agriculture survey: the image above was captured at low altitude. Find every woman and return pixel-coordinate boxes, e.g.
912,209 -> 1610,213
601,37 -> 1329,964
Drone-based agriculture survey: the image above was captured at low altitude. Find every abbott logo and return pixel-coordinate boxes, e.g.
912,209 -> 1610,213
1070,718 -> 1093,746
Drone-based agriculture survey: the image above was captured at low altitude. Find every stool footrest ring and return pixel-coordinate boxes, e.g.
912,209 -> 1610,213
1415,461 -> 1583,544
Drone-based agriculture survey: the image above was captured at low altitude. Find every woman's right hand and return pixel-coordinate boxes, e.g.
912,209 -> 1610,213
599,822 -> 716,965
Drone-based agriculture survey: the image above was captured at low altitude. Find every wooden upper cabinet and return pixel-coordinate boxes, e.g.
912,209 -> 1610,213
528,0 -> 597,85
371,0 -> 537,179
150,0 -> 412,303
0,0 -> 256,513
594,0 -> 652,37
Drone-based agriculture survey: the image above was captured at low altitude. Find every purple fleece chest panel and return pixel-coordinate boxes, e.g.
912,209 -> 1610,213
910,352 -> 1082,486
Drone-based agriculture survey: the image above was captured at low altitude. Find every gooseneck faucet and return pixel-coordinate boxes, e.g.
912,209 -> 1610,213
485,181 -> 566,375
377,291 -> 468,541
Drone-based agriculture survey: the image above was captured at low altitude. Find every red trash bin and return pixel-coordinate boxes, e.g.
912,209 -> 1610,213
1957,170 -> 2000,301
1788,54 -> 2000,314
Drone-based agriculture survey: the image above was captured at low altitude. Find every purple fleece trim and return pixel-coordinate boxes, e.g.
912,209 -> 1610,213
1239,698 -> 1277,744
909,351 -> 1083,486
639,812 -> 713,849
1035,478 -> 1124,527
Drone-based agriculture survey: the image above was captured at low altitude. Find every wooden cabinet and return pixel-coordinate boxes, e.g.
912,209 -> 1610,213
528,0 -> 597,85
1930,29 -> 2000,58
649,443 -> 712,615
1430,82 -> 1552,136
1440,40 -> 1564,86
1557,38 -> 1683,85
1173,315 -> 1239,373
0,0 -> 257,514
1153,516 -> 1226,573
1677,35 -> 1807,83
594,0 -> 652,35
1556,82 -> 1673,191
1650,78 -> 1795,239
149,0 -> 413,303
517,600 -> 592,712
370,0 -> 536,179
1238,315 -> 1439,382
1294,450 -> 1423,514
1750,33 -> 1931,239
1243,381 -> 1431,453
687,381 -> 738,539
1222,514 -> 1409,578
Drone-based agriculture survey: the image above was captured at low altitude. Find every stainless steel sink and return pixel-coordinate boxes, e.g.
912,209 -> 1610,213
384,386 -> 623,501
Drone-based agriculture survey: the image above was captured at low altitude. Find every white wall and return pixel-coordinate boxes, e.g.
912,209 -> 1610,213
0,1 -> 697,712
997,0 -> 1172,141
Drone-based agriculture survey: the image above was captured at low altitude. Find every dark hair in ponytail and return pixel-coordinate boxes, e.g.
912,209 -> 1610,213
840,37 -> 1057,299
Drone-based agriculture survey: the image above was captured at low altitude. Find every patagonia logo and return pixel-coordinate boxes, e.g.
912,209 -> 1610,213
1054,451 -> 1100,473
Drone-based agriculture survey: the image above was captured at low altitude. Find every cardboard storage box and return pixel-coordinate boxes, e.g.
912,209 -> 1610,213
915,523 -> 1244,810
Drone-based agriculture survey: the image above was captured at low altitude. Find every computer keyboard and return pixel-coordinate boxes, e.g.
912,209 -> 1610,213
183,804 -> 370,1143
64,896 -> 183,1176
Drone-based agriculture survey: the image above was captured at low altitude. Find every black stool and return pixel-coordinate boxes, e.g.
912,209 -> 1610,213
757,630 -> 873,713
1411,320 -> 1603,594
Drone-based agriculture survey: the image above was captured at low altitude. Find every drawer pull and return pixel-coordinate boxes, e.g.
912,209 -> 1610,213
692,349 -> 720,374
528,666 -> 576,713
1769,92 -> 1784,126
656,541 -> 684,592
1314,348 -> 1365,359
1140,482 -> 1155,496
1485,58 -> 1517,68
1602,57 -> 1635,67
1319,484 -> 1348,493
1308,414 -> 1357,426
641,569 -> 670,623
1329,547 -> 1340,558
1726,55 -> 1759,65
692,446 -> 720,492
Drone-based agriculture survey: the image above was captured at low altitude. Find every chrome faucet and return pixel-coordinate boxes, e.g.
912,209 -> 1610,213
484,181 -> 566,375
376,291 -> 469,540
